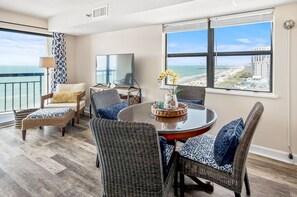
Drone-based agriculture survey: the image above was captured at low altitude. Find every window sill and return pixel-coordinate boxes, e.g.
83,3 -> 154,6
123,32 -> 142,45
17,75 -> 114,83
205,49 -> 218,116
206,88 -> 278,99
160,85 -> 172,90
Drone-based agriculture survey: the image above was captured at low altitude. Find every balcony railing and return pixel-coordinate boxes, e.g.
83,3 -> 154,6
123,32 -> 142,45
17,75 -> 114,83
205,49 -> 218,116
0,73 -> 44,113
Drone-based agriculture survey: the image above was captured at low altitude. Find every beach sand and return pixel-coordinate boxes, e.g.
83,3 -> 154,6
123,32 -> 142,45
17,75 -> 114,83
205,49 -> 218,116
178,67 -> 244,86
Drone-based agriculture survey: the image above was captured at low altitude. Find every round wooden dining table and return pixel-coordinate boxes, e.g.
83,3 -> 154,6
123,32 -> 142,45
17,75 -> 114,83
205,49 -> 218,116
118,102 -> 217,141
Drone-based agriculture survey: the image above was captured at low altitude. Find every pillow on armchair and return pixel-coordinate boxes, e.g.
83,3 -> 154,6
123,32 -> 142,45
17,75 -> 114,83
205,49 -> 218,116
213,118 -> 244,166
56,83 -> 86,100
50,91 -> 82,103
97,101 -> 128,120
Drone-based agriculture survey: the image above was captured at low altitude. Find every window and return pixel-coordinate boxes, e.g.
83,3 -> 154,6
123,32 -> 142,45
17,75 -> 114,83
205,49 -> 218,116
164,20 -> 208,87
164,9 -> 273,92
0,30 -> 52,112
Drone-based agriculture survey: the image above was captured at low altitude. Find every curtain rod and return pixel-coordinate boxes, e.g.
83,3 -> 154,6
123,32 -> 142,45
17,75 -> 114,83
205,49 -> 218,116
0,20 -> 48,30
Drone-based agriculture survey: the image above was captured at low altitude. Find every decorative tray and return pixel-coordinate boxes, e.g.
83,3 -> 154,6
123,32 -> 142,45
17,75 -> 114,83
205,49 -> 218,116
151,102 -> 188,117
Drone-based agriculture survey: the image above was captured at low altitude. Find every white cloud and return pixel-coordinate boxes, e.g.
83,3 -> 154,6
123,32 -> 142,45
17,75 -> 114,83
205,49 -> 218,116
236,38 -> 251,44
0,35 -> 48,66
168,43 -> 177,47
216,44 -> 251,52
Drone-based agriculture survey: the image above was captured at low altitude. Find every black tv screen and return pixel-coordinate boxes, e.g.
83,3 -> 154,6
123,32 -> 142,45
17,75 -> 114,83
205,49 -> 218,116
96,54 -> 134,87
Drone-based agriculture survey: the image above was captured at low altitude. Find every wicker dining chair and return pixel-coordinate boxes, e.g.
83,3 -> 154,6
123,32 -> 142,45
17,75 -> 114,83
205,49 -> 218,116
90,89 -> 123,167
90,89 -> 122,118
177,86 -> 206,105
89,118 -> 178,197
179,102 -> 264,197
176,86 -> 206,143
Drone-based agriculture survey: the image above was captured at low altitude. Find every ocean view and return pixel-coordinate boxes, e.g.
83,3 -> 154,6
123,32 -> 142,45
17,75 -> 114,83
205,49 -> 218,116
168,65 -> 230,86
0,66 -> 46,112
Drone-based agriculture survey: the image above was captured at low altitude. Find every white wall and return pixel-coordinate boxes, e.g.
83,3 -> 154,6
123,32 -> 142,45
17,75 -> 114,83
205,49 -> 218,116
71,3 -> 297,158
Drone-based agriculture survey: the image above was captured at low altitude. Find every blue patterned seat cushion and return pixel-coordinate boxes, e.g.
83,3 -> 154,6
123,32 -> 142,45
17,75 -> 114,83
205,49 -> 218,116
97,101 -> 127,120
180,134 -> 233,173
214,118 -> 244,166
177,98 -> 203,105
159,137 -> 174,178
27,108 -> 72,119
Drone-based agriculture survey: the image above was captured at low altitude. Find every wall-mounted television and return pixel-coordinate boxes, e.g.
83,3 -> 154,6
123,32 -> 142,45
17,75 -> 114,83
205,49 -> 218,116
96,54 -> 134,87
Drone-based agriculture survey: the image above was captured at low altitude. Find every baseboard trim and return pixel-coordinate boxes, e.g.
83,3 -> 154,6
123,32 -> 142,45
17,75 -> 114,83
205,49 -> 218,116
249,144 -> 297,165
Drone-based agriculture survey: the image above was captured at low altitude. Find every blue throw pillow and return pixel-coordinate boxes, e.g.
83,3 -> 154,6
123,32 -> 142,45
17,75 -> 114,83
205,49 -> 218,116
213,118 -> 244,166
97,102 -> 127,120
159,137 -> 169,178
177,98 -> 203,105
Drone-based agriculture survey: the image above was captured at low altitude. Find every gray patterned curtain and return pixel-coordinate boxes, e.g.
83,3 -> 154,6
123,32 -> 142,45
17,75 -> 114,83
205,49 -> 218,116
51,32 -> 67,92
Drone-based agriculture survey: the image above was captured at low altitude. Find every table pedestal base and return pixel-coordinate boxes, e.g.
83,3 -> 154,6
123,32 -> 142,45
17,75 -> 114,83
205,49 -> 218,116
180,173 -> 214,197
187,176 -> 214,193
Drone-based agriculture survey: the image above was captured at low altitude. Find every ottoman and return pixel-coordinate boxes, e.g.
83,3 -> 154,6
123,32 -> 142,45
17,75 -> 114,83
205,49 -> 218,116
21,108 -> 75,140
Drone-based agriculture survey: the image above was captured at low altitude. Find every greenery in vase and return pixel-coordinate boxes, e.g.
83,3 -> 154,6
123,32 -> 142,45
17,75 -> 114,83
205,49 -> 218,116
158,69 -> 181,95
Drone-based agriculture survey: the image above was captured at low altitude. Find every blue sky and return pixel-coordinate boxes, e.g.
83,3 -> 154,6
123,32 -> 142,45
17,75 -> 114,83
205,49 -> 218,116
0,31 -> 48,66
167,22 -> 271,66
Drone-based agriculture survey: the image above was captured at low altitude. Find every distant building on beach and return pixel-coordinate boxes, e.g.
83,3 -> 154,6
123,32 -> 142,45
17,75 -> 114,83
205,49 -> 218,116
251,47 -> 270,80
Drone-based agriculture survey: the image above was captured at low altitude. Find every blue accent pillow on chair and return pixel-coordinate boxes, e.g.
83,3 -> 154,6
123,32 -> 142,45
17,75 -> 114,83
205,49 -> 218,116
159,136 -> 174,178
214,118 -> 244,166
97,101 -> 128,120
177,98 -> 203,105
159,137 -> 168,169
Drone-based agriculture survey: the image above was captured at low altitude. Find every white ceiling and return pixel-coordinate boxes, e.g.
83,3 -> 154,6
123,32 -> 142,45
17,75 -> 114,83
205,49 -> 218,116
0,0 -> 296,35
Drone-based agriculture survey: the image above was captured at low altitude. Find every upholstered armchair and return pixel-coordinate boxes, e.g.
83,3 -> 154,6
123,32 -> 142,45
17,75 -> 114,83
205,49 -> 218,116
41,83 -> 86,124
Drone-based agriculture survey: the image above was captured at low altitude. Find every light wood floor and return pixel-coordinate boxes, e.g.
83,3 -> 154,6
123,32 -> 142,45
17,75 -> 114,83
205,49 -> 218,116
0,117 -> 296,197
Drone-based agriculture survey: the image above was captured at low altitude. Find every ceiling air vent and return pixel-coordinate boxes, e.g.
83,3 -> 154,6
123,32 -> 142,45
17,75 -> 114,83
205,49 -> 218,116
92,6 -> 108,19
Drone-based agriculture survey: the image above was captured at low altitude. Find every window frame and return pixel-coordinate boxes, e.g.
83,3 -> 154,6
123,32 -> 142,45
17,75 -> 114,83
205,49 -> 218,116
165,21 -> 273,93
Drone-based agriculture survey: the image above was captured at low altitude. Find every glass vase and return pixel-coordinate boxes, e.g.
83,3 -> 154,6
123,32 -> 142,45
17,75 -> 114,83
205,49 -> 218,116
164,93 -> 178,109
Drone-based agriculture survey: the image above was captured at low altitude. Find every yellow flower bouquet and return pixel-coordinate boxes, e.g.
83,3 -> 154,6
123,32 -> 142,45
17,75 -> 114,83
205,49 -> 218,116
158,69 -> 181,95
158,69 -> 181,109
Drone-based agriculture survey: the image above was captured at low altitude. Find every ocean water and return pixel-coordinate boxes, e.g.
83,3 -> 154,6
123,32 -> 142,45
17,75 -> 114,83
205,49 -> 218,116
0,66 -> 46,112
168,65 -> 228,84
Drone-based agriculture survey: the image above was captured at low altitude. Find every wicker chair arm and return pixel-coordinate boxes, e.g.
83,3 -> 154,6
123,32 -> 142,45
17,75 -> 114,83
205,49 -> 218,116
41,93 -> 53,108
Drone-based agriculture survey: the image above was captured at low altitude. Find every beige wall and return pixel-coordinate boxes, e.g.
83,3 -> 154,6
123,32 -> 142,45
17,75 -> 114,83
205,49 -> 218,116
72,3 -> 297,156
65,35 -> 77,84
74,25 -> 166,102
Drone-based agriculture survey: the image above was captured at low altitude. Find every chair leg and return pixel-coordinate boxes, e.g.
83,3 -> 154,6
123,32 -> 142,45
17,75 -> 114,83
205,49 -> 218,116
235,192 -> 241,197
245,172 -> 251,195
96,155 -> 99,168
22,130 -> 26,140
71,118 -> 75,126
61,127 -> 66,136
180,172 -> 185,197
76,112 -> 80,124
